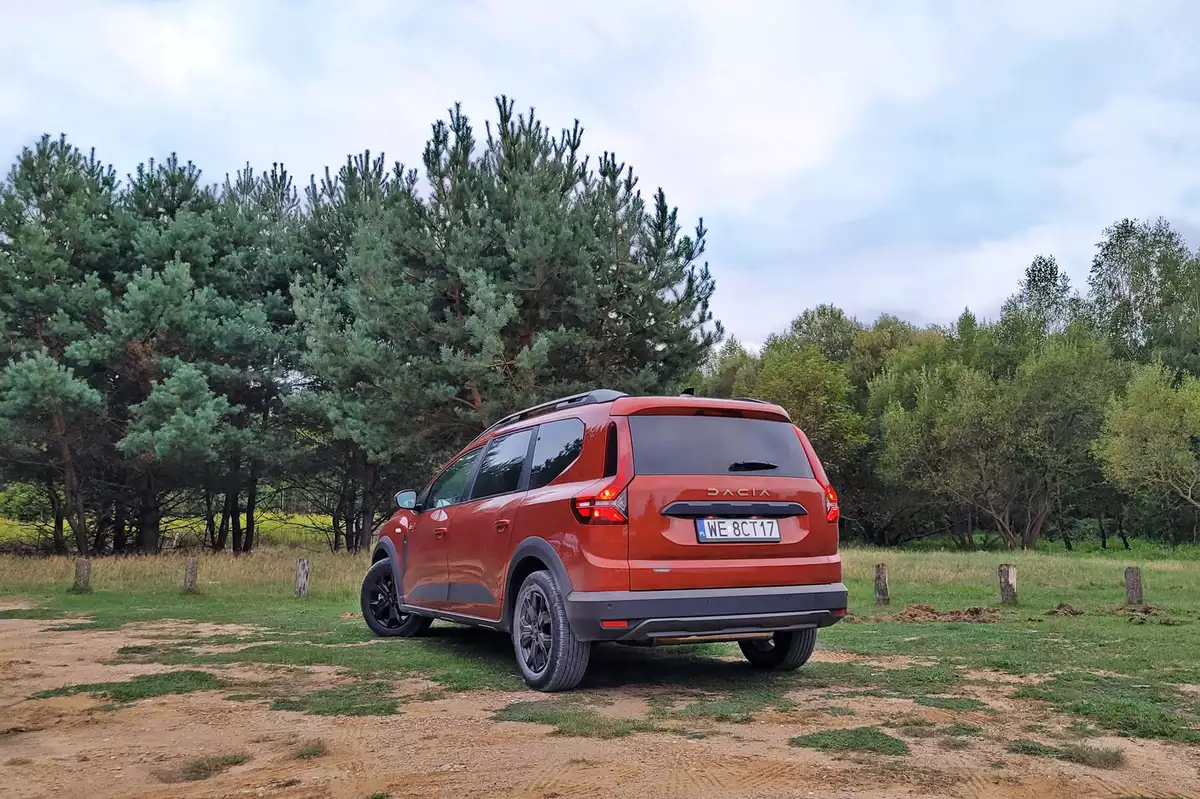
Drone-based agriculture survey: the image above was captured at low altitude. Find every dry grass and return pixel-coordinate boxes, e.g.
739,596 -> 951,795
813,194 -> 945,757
0,549 -> 368,599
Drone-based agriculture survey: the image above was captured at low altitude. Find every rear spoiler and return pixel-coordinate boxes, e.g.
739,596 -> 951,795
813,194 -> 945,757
609,396 -> 791,423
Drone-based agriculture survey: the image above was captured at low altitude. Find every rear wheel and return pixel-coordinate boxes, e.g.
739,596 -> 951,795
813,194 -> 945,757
360,559 -> 432,638
739,628 -> 817,670
512,570 -> 591,691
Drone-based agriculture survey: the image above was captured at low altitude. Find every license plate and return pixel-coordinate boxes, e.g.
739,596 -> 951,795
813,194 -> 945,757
695,518 -> 780,542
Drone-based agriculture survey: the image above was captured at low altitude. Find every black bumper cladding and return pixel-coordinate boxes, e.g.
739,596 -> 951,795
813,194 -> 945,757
564,583 -> 848,642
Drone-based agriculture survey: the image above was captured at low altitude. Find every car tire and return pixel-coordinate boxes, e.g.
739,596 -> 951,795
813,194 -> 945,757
739,628 -> 817,670
360,558 -> 433,638
511,570 -> 591,692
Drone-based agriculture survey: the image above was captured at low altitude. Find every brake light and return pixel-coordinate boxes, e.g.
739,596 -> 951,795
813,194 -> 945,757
572,419 -> 633,524
823,483 -> 840,523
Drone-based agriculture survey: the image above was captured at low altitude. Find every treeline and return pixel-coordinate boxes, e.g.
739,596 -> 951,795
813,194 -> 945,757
0,97 -> 718,555
697,223 -> 1200,550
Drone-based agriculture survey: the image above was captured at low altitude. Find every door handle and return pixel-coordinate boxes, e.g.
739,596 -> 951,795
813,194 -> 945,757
494,519 -> 511,533
434,527 -> 448,539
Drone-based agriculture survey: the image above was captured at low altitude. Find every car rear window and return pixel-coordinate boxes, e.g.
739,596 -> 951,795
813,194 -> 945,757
627,415 -> 815,478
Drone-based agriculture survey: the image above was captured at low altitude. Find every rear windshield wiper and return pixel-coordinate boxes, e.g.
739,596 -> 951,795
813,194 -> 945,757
728,460 -> 778,472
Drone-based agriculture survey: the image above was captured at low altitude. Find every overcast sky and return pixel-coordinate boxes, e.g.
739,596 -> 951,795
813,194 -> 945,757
4,1 -> 1199,348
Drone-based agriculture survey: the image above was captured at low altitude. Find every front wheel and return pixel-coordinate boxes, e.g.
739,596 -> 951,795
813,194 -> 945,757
511,570 -> 591,691
360,559 -> 432,638
739,628 -> 817,670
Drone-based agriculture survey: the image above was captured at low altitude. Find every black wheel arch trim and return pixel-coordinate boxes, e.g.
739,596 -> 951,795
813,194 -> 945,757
371,536 -> 405,600
502,537 -> 573,631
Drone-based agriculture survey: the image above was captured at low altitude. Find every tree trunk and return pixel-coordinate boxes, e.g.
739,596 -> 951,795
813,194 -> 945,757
54,413 -> 89,556
215,492 -> 231,551
204,489 -> 217,549
1098,513 -> 1108,550
112,498 -> 128,553
998,563 -> 1017,605
242,464 -> 258,554
356,461 -> 377,553
46,482 -> 67,555
1124,566 -> 1143,605
137,495 -> 161,553
229,460 -> 243,554
1117,504 -> 1131,550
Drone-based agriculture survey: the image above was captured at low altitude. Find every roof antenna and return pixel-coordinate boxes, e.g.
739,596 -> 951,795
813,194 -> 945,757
679,387 -> 696,396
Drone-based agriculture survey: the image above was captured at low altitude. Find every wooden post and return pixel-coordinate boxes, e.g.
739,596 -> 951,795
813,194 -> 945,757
294,558 -> 310,599
72,558 -> 92,593
998,563 -> 1017,605
183,556 -> 199,594
874,563 -> 890,605
1124,566 -> 1143,605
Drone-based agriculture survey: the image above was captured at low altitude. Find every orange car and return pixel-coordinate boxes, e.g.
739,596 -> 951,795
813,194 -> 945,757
361,390 -> 847,691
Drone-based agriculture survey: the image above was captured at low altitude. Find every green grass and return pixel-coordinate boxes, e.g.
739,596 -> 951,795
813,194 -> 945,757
494,699 -> 666,739
790,726 -> 910,756
914,695 -> 989,711
31,670 -> 227,703
4,545 -> 1200,744
270,683 -> 399,717
1007,739 -> 1126,769
942,722 -> 983,737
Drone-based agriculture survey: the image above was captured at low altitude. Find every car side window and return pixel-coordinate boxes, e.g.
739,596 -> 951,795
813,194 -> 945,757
529,419 -> 586,490
427,447 -> 482,508
469,428 -> 535,500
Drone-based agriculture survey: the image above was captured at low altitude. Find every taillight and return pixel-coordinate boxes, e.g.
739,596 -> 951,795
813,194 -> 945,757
572,488 -> 629,524
573,420 -> 633,524
823,483 -> 840,523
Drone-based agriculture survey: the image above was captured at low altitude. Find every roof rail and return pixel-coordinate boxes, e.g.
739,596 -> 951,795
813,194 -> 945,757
473,389 -> 628,441
729,396 -> 770,404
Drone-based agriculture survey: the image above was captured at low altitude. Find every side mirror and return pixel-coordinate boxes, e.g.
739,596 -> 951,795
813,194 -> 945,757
395,489 -> 418,510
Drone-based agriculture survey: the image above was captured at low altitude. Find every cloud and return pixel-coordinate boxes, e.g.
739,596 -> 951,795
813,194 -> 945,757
3,0 -> 1200,345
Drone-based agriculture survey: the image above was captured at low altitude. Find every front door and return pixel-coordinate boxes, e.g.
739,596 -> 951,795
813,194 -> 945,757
445,427 -> 535,621
401,446 -> 482,610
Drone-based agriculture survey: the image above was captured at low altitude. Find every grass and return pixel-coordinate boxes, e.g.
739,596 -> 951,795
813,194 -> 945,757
1007,739 -> 1126,769
942,722 -> 983,737
293,738 -> 328,759
4,545 -> 1200,744
790,726 -> 910,756
31,670 -> 227,703
271,683 -> 400,716
159,753 -> 249,782
494,699 -> 666,739
914,695 -> 989,711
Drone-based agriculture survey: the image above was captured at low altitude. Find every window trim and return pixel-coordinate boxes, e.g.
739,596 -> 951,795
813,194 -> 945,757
465,426 -> 537,503
528,417 -> 588,491
421,445 -> 485,509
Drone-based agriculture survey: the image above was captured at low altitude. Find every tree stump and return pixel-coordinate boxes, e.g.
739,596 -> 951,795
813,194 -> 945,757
1124,566 -> 1143,605
998,563 -> 1017,605
72,558 -> 92,593
183,556 -> 199,594
295,558 -> 310,599
874,563 -> 890,605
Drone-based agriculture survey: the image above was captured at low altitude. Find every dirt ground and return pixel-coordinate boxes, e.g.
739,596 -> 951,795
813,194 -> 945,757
2,614 -> 1199,799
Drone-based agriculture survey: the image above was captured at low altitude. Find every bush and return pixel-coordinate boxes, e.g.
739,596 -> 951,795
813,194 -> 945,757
0,483 -> 54,524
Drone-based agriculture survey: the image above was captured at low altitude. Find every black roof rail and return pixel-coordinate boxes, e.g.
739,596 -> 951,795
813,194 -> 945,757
473,389 -> 628,441
729,396 -> 770,404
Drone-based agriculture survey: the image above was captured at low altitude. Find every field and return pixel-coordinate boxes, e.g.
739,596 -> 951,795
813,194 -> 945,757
2,548 -> 1199,798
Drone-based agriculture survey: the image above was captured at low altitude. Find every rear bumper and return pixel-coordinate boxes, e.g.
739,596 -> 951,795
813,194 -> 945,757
564,583 -> 848,642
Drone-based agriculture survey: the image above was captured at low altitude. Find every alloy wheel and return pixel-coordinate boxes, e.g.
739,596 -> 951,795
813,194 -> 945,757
517,586 -> 553,675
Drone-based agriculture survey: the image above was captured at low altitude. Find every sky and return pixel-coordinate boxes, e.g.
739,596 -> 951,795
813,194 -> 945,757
4,0 -> 1200,349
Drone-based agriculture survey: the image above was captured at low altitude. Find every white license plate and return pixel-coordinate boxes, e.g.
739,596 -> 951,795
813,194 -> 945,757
695,518 -> 780,542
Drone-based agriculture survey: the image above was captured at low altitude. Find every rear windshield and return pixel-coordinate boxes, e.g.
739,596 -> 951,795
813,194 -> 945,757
627,415 -> 815,477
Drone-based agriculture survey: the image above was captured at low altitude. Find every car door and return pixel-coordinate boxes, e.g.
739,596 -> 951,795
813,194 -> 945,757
444,427 -> 535,621
401,446 -> 483,610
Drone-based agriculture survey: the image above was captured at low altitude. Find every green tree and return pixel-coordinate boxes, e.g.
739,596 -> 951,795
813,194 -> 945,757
1095,362 -> 1200,516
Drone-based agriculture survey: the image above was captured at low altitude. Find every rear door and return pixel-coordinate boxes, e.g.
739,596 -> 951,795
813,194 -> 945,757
623,413 -> 839,591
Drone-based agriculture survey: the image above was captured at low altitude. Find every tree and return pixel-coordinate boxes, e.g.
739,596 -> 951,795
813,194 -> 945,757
736,339 -> 867,483
293,98 -> 721,551
1095,362 -> 1200,518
